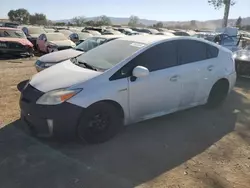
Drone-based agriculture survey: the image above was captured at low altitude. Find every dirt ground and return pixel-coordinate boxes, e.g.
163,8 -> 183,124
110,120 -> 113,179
0,57 -> 250,188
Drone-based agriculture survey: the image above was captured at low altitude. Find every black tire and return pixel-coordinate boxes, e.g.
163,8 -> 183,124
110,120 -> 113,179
77,102 -> 123,144
206,80 -> 229,108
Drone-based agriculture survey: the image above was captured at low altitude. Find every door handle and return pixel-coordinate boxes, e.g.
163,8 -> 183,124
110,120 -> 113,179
170,75 -> 179,82
207,65 -> 214,71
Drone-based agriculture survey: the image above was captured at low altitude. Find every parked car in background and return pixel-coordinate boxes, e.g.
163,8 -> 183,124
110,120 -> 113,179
35,35 -> 123,71
83,27 -> 103,34
82,29 -> 101,36
69,32 -> 93,45
173,31 -> 190,36
117,28 -> 133,34
233,45 -> 250,77
102,30 -> 123,35
136,28 -> 159,34
22,26 -> 46,47
36,32 -> 76,53
0,27 -> 33,56
124,30 -> 140,35
207,33 -> 241,52
156,32 -> 175,36
0,22 -> 19,28
44,28 -> 55,33
21,35 -> 236,144
56,29 -> 73,37
69,28 -> 81,32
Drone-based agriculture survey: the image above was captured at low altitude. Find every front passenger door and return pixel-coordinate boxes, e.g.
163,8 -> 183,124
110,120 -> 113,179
127,41 -> 182,122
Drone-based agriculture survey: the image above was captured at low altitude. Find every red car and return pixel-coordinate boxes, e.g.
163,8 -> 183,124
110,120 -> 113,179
0,27 -> 34,56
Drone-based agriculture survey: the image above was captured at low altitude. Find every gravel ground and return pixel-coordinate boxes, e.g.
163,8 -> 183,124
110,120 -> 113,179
0,57 -> 249,188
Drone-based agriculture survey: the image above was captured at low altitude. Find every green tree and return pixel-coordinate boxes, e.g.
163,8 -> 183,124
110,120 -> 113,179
208,0 -> 236,27
72,16 -> 86,26
190,20 -> 197,29
95,15 -> 111,26
153,22 -> 164,28
7,8 -> 30,24
29,13 -> 47,25
55,22 -> 66,26
128,15 -> 139,27
235,16 -> 242,28
85,20 -> 95,26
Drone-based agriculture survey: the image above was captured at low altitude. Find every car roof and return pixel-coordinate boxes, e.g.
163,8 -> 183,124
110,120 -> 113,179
45,32 -> 65,36
92,35 -> 124,39
117,35 -> 176,44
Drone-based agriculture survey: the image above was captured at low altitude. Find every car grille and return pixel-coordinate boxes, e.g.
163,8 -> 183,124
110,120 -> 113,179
0,41 -> 25,49
58,46 -> 72,50
21,84 -> 44,103
235,59 -> 250,76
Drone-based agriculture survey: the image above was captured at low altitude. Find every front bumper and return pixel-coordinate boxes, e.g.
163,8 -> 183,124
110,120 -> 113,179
19,84 -> 83,139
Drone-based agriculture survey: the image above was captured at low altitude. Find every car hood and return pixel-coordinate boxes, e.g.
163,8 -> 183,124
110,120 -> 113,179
39,49 -> 84,63
30,59 -> 101,92
29,34 -> 40,38
50,40 -> 75,47
234,50 -> 250,61
0,37 -> 33,47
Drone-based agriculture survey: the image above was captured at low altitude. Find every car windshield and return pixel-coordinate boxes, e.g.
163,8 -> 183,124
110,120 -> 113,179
28,27 -> 45,34
75,37 -> 107,52
75,39 -> 146,70
46,33 -> 67,41
0,29 -> 26,38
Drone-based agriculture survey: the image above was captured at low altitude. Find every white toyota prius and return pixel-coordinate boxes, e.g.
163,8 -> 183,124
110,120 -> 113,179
20,35 -> 236,144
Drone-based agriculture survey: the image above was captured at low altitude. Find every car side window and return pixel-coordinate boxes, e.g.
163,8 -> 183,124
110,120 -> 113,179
206,44 -> 219,59
110,41 -> 178,80
178,40 -> 207,65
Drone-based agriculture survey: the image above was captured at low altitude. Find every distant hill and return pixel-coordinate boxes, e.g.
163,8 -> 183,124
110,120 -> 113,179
55,16 -> 250,29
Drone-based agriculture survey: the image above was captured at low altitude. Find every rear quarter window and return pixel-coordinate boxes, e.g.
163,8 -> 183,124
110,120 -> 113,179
178,40 -> 219,65
178,40 -> 207,64
206,44 -> 219,59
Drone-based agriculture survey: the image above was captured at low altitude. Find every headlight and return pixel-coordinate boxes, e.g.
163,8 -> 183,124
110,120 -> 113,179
35,60 -> 43,66
36,88 -> 82,105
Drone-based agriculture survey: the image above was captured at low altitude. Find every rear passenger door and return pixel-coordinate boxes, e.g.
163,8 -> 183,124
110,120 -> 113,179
177,40 -> 219,108
177,40 -> 208,108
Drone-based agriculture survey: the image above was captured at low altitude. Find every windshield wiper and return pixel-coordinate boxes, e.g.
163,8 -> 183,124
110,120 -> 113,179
78,61 -> 97,71
75,48 -> 85,52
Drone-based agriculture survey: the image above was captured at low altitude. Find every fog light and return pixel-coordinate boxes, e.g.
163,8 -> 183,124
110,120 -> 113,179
47,119 -> 54,136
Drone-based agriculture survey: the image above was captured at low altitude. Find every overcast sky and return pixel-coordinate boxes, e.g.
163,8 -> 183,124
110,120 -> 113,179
1,0 -> 249,21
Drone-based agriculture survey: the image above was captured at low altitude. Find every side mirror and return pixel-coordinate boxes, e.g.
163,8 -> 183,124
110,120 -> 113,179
132,66 -> 149,78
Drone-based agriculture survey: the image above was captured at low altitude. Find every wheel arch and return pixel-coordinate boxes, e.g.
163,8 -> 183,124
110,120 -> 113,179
88,100 -> 125,120
213,78 -> 230,92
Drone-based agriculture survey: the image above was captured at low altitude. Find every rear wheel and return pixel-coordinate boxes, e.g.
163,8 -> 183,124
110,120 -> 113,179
206,79 -> 229,108
77,102 -> 123,144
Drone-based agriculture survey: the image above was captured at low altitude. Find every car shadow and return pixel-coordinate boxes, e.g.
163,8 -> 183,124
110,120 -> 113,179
0,89 -> 248,188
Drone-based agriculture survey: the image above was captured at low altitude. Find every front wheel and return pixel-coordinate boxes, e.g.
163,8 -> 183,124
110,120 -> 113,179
77,102 -> 123,144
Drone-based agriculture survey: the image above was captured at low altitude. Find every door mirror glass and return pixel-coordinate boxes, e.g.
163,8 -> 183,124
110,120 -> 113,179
132,66 -> 149,78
